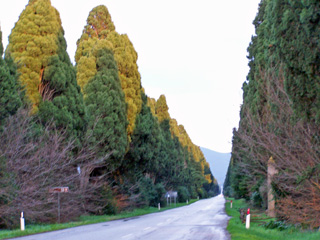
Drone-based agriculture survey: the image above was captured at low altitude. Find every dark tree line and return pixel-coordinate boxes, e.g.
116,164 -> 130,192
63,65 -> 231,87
224,0 -> 320,228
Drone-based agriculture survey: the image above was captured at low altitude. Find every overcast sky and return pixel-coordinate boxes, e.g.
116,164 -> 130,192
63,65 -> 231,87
0,0 -> 260,153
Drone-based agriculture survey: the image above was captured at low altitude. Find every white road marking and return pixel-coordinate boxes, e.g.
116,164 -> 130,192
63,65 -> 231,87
122,233 -> 134,239
143,227 -> 152,231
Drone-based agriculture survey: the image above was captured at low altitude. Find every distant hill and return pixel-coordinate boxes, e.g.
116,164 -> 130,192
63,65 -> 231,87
201,147 -> 231,186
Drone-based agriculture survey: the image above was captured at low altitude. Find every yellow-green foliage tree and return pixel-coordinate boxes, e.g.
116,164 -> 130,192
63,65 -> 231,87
76,5 -> 142,137
6,0 -> 87,142
6,0 -> 61,112
155,94 -> 170,122
176,122 -> 208,177
147,96 -> 156,116
154,94 -> 210,184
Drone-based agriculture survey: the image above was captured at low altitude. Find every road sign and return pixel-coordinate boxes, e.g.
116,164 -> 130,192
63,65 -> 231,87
49,187 -> 69,193
49,187 -> 69,223
166,191 -> 178,206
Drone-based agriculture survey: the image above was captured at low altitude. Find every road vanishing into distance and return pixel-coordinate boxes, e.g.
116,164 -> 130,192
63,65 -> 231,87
12,195 -> 230,240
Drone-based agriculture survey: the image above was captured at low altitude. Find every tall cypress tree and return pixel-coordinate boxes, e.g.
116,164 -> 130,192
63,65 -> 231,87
0,29 -> 22,126
155,95 -> 170,123
76,5 -> 142,137
84,48 -> 127,166
37,31 -> 87,141
269,0 -> 320,122
6,0 -> 61,111
7,0 -> 86,141
127,93 -> 162,177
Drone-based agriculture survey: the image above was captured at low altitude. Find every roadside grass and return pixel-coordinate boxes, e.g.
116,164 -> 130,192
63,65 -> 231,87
0,199 -> 198,239
225,198 -> 320,240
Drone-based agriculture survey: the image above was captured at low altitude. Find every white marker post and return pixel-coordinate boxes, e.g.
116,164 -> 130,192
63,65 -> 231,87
230,200 -> 233,208
158,203 -> 160,210
246,208 -> 250,229
20,212 -> 25,231
186,200 -> 188,204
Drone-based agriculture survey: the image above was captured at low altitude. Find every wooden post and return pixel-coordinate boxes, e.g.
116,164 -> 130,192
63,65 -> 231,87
49,187 -> 69,223
58,192 -> 61,223
267,157 -> 278,217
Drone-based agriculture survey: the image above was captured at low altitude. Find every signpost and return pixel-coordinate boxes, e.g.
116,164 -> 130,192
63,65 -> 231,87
49,187 -> 69,223
166,191 -> 178,206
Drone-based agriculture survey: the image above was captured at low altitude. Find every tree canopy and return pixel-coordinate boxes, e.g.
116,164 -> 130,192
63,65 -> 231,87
7,0 -> 87,141
84,48 -> 127,166
76,5 -> 142,138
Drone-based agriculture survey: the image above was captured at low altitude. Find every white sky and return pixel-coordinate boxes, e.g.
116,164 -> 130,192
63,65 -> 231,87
0,0 -> 260,153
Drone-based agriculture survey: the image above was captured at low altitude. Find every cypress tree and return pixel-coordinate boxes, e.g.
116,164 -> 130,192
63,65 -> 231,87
7,0 -> 87,141
269,0 -> 320,122
37,31 -> 87,141
157,119 -> 179,184
6,0 -> 61,111
155,95 -> 170,123
244,0 -> 320,122
76,5 -> 142,137
84,48 -> 127,166
0,29 -> 2,56
153,94 -> 214,193
127,93 -> 162,175
0,29 -> 22,126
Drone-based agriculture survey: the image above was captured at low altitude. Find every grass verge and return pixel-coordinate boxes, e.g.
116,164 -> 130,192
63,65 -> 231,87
0,199 -> 198,239
225,198 -> 320,240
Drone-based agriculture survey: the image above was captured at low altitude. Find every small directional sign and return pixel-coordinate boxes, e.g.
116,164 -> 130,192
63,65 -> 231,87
48,187 -> 69,223
49,187 -> 69,193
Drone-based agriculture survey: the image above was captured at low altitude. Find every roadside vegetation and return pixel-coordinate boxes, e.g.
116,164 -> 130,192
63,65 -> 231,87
225,198 -> 320,240
0,199 -> 198,239
224,0 -> 320,229
0,0 -> 219,230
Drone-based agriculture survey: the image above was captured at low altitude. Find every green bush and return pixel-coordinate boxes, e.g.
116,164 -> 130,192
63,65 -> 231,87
189,186 -> 198,199
250,191 -> 263,208
150,183 -> 166,207
263,221 -> 293,231
136,178 -> 168,208
136,177 -> 157,207
197,187 -> 208,199
177,186 -> 190,202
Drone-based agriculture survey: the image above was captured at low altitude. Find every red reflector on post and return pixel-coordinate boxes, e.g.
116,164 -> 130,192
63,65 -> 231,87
247,208 -> 250,215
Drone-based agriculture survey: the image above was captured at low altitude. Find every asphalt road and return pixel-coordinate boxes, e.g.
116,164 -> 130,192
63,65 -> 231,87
12,195 -> 230,240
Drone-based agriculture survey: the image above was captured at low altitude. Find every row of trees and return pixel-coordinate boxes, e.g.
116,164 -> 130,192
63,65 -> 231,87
0,0 -> 219,228
224,0 -> 320,228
